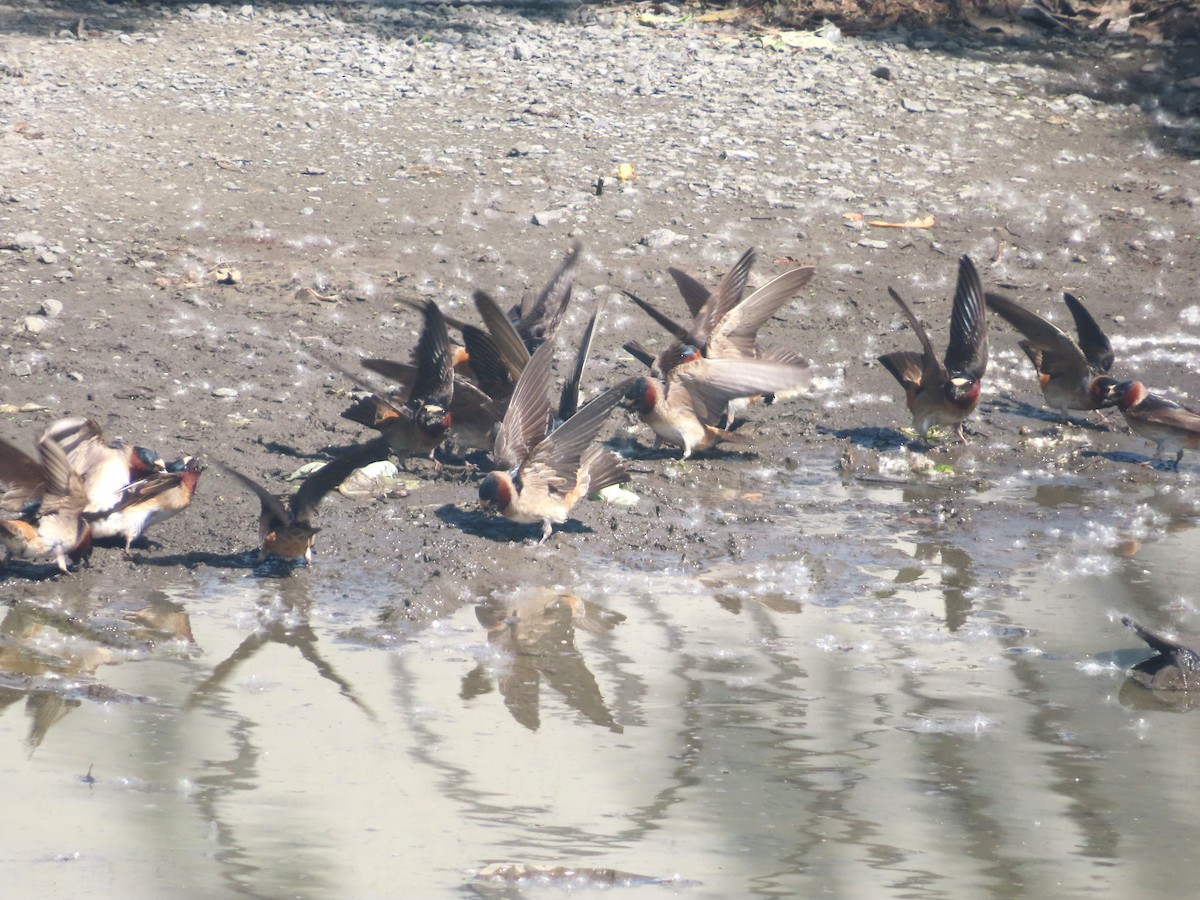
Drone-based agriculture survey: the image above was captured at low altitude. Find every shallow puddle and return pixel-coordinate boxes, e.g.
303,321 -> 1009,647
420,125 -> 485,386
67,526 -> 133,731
4,451 -> 1200,896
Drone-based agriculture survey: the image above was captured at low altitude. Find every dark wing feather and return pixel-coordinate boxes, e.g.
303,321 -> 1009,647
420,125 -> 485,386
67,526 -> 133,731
985,292 -> 1086,377
944,254 -> 988,380
1128,391 -> 1200,433
558,297 -> 605,422
291,436 -> 392,525
213,462 -> 294,530
475,289 -> 532,375
492,332 -> 555,471
667,267 -> 711,318
887,287 -> 945,387
1063,292 -> 1114,374
877,351 -> 926,391
1122,616 -> 1198,657
409,301 -> 455,408
517,240 -> 580,349
623,340 -> 658,369
461,324 -> 518,397
624,290 -> 694,344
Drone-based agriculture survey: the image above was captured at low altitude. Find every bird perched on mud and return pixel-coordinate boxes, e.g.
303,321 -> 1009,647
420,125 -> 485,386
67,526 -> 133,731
985,291 -> 1118,421
1120,615 -> 1200,691
216,437 -> 390,564
878,254 -> 988,444
342,300 -> 456,465
477,315 -> 630,544
0,429 -> 91,572
89,456 -> 204,552
1108,380 -> 1200,470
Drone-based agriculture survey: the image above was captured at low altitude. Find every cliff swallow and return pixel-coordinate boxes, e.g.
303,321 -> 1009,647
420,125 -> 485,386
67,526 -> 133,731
40,417 -> 162,515
878,254 -> 988,443
341,300 -> 455,464
622,346 -> 812,458
477,333 -> 630,544
217,437 -> 390,564
985,291 -> 1117,420
1110,380 -> 1200,469
1121,615 -> 1200,691
0,430 -> 91,572
88,456 -> 203,551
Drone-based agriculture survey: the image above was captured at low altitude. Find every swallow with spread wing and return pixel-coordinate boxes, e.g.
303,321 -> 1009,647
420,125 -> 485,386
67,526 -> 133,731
878,254 -> 988,443
985,291 -> 1118,421
477,314 -> 630,544
217,437 -> 390,563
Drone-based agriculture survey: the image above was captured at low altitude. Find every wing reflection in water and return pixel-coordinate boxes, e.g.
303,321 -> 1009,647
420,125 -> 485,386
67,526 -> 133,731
186,576 -> 374,720
464,590 -> 624,733
0,591 -> 195,750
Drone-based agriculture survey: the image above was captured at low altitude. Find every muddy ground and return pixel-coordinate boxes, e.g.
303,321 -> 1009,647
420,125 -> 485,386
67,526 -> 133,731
0,0 -> 1198,623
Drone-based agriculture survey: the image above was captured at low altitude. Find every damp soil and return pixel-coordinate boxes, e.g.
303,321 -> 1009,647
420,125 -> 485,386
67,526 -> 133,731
2,2 -> 1200,896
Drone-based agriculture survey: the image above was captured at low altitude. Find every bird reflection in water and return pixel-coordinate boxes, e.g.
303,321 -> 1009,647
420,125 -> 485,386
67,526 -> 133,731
0,591 -> 195,750
462,591 -> 624,733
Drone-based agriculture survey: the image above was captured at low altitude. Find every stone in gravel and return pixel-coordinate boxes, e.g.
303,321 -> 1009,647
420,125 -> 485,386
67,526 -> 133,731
859,239 -> 889,249
872,66 -> 892,81
212,387 -> 239,398
901,98 -> 925,113
9,231 -> 44,250
641,228 -> 683,249
38,249 -> 58,264
40,299 -> 63,317
531,210 -> 564,226
19,316 -> 47,334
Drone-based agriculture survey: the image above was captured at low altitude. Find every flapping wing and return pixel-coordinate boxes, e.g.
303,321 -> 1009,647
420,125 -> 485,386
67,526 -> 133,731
522,378 -> 630,489
944,254 -> 987,380
985,292 -> 1086,378
689,247 -> 756,348
517,241 -> 581,350
708,264 -> 815,359
887,286 -> 945,387
558,296 -> 605,422
1122,615 -> 1199,659
1063,292 -> 1114,374
475,289 -> 532,376
493,332 -> 555,471
0,435 -> 46,492
213,462 -> 293,530
409,301 -> 455,408
673,358 -> 812,425
461,324 -> 520,398
291,436 -> 392,525
667,266 -> 711,318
